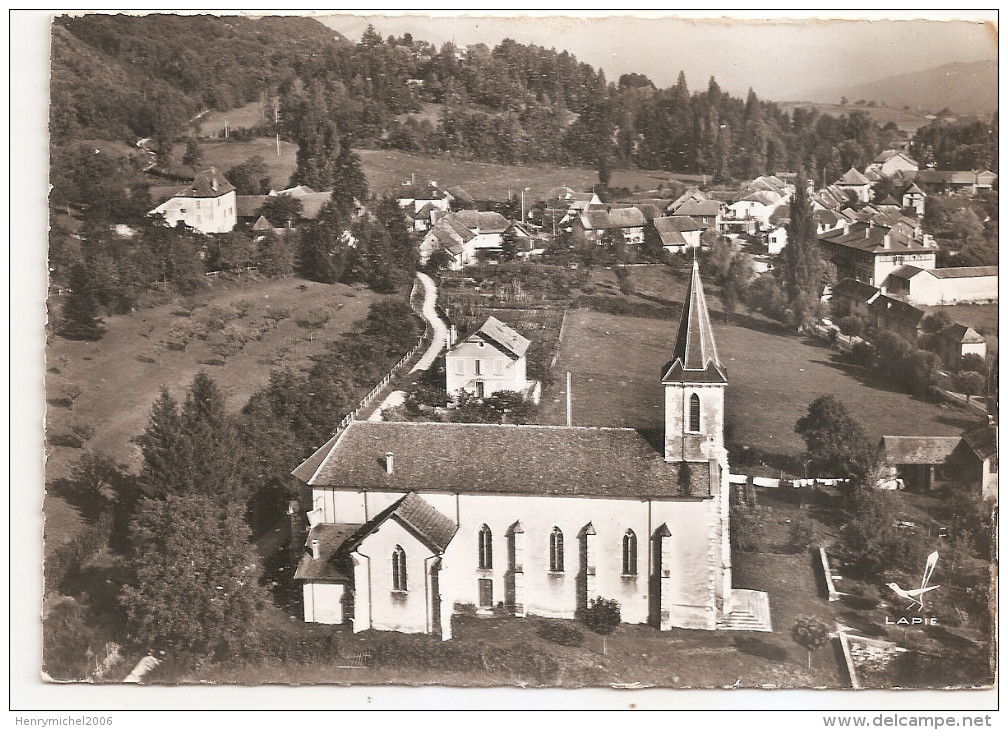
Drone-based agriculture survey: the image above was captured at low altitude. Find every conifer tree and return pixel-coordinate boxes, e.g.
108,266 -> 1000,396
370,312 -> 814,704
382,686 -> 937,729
59,264 -> 105,341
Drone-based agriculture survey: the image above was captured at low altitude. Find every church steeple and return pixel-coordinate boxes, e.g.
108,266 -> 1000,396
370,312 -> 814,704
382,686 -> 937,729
662,260 -> 726,384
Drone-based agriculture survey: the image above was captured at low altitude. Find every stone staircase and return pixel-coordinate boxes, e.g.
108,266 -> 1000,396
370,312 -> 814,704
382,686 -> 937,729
717,589 -> 772,632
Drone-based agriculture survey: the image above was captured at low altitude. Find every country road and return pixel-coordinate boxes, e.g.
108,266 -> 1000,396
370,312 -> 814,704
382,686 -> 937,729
410,271 -> 449,373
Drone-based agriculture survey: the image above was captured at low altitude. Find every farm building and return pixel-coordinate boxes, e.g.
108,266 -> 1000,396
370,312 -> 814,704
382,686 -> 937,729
884,265 -> 998,306
934,323 -> 988,371
880,426 -> 998,499
291,262 -> 760,638
148,168 -> 236,234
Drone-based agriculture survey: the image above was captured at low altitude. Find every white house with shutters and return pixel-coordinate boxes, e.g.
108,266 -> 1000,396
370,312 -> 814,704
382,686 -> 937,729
291,262 -> 766,638
444,316 -> 531,400
148,168 -> 237,234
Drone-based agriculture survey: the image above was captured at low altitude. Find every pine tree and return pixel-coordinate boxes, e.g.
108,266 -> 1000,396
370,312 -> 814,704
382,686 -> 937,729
59,264 -> 105,341
134,388 -> 188,496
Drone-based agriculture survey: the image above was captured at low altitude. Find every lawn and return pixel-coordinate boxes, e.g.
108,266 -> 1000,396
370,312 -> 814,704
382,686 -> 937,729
44,277 -> 388,547
355,148 -> 689,200
192,138 -> 298,190
538,307 -> 981,464
192,101 -> 270,137
777,101 -> 932,135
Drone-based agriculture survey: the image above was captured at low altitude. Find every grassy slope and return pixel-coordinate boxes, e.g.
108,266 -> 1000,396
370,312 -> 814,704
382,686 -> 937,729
355,148 -> 686,201
540,266 -> 980,460
776,101 -> 931,135
193,101 -> 269,137
44,277 -> 386,548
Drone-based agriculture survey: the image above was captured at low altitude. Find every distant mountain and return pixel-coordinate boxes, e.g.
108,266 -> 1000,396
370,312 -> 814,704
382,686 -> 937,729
792,60 -> 997,116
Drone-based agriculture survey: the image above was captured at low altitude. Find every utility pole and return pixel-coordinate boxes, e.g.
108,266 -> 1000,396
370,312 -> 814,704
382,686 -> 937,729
276,133 -> 281,158
224,119 -> 229,139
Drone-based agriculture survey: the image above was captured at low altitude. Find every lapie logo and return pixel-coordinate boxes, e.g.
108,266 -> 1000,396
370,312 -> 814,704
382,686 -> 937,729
884,551 -> 940,626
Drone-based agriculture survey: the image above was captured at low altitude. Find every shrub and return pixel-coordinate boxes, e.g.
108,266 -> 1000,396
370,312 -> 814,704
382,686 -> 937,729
296,307 -> 331,329
44,510 -> 114,593
536,620 -> 584,647
787,517 -> 816,554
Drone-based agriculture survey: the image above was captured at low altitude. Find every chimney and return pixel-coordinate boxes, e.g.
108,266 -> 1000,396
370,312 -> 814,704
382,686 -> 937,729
386,451 -> 394,474
311,539 -> 320,560
843,222 -> 850,236
883,233 -> 891,249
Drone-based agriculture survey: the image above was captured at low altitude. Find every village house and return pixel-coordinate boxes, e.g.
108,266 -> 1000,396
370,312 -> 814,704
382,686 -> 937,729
834,167 -> 873,204
960,424 -> 998,499
419,215 -> 476,271
291,262 -> 764,638
901,183 -> 927,217
818,221 -> 937,289
830,278 -> 882,320
445,316 -> 534,401
865,150 -> 919,179
880,424 -> 997,499
934,323 -> 988,371
912,169 -> 997,195
606,207 -> 647,245
398,180 -> 453,230
766,225 -> 788,255
868,294 -> 926,344
653,216 -> 706,253
885,265 -> 998,306
725,191 -> 783,230
670,199 -> 722,231
452,210 -> 511,257
148,167 -> 236,234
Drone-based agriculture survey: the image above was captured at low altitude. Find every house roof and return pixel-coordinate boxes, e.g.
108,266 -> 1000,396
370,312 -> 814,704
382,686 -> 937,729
657,230 -> 689,248
819,222 -> 932,255
831,277 -> 880,303
398,183 -> 445,201
938,323 -> 985,344
868,295 -> 925,327
236,195 -> 270,218
673,200 -> 721,218
879,195 -> 901,207
663,260 -> 727,385
453,210 -> 510,233
607,207 -> 646,228
928,266 -> 998,279
739,191 -> 779,206
297,421 -> 710,499
904,183 -> 925,195
634,203 -> 664,221
272,190 -> 332,220
873,150 -> 918,166
915,169 -> 998,186
472,315 -> 531,359
887,265 -> 930,281
446,185 -> 475,206
251,215 -> 276,231
962,424 -> 997,461
837,167 -> 870,186
176,168 -> 235,198
654,216 -> 705,233
579,209 -> 612,230
881,435 -> 962,465
293,522 -> 363,582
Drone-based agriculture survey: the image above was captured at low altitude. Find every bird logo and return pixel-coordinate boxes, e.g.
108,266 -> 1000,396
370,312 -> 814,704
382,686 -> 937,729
887,551 -> 940,612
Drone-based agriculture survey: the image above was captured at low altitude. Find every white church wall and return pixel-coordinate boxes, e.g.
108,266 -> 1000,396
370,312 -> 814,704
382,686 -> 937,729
664,383 -> 725,462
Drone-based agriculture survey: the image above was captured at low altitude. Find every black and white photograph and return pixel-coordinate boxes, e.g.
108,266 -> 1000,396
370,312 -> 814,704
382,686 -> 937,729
14,8 -> 999,713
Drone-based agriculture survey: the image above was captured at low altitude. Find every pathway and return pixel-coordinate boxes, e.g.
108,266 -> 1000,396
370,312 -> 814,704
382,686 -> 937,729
410,272 -> 448,373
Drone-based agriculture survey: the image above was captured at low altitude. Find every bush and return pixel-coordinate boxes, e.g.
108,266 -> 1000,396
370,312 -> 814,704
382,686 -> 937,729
536,620 -> 584,647
787,517 -> 816,554
45,510 -> 114,593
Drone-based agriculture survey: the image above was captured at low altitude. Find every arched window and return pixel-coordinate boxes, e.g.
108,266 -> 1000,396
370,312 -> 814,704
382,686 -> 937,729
622,530 -> 638,575
392,545 -> 407,591
689,393 -> 701,432
478,524 -> 493,569
549,527 -> 564,572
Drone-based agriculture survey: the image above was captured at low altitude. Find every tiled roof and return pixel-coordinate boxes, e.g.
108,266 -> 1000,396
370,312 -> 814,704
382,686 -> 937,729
881,436 -> 961,465
446,185 -> 475,206
819,222 -> 932,254
385,492 -> 458,552
938,323 -> 985,344
962,424 -> 997,461
874,149 -> 916,165
904,183 -> 925,195
831,278 -> 880,304
837,167 -> 870,186
607,207 -> 646,228
654,216 -> 705,233
887,265 -> 929,280
869,295 -> 925,327
673,200 -> 721,217
398,183 -> 444,200
879,195 -> 901,207
657,229 -> 688,248
662,260 -> 727,385
580,210 -> 612,230
454,210 -> 510,233
252,215 -> 275,231
299,421 -> 709,499
236,195 -> 270,218
929,266 -> 998,279
293,522 -> 363,581
468,316 -> 531,359
633,204 -> 664,221
176,168 -> 235,198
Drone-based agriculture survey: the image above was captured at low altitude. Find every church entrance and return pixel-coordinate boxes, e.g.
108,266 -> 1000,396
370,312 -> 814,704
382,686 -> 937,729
478,578 -> 493,609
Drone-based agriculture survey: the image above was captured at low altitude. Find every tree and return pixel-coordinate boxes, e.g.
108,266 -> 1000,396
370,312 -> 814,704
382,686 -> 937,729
71,449 -> 119,518
227,156 -> 270,195
795,396 -> 878,480
780,187 -> 832,329
787,517 -> 816,554
60,264 -> 105,341
791,615 -> 831,669
957,371 -> 986,402
182,138 -> 202,168
579,597 -> 621,656
959,353 -> 986,375
119,493 -> 266,655
259,194 -> 303,227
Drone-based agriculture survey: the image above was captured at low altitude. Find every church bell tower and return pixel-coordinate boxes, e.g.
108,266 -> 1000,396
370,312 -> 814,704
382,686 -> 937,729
662,260 -> 727,463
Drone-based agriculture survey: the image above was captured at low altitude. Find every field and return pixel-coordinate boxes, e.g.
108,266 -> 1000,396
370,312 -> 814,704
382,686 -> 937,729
777,101 -> 932,135
538,267 -> 982,463
44,276 -> 386,546
192,101 -> 270,137
195,138 -> 298,188
356,148 -> 690,200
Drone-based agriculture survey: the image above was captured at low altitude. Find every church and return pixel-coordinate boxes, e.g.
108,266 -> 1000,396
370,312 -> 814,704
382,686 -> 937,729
292,262 -> 752,638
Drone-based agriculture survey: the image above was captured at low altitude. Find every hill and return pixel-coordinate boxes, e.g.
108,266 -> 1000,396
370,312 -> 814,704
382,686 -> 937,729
793,60 -> 997,117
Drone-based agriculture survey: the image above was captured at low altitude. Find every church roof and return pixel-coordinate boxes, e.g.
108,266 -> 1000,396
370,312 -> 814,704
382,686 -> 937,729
343,491 -> 458,554
297,421 -> 709,499
662,261 -> 727,384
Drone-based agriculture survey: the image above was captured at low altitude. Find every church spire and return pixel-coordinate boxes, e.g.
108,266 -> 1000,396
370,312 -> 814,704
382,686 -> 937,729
662,259 -> 726,384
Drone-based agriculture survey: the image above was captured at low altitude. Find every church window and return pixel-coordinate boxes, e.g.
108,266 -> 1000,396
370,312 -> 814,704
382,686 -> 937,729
392,545 -> 407,591
689,393 -> 701,432
475,359 -> 482,375
478,524 -> 493,569
622,530 -> 637,575
549,527 -> 564,572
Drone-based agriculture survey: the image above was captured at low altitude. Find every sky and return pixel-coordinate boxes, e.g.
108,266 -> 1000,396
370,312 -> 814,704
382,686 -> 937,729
317,11 -> 997,100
